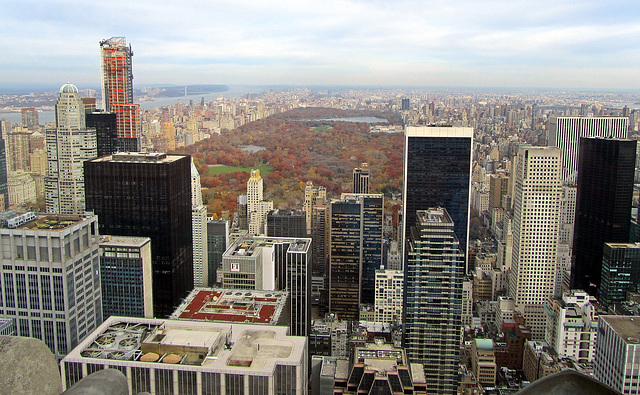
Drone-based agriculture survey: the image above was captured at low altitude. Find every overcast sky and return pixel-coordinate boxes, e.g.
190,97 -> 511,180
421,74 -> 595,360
2,0 -> 640,90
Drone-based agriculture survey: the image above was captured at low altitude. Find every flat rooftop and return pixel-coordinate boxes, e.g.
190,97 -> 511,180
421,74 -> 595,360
90,152 -> 187,164
601,315 -> 640,345
225,235 -> 311,257
0,212 -> 89,231
99,235 -> 151,248
170,288 -> 287,325
63,317 -> 306,374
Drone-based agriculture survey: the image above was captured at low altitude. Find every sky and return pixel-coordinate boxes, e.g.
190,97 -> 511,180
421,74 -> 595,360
1,0 -> 640,90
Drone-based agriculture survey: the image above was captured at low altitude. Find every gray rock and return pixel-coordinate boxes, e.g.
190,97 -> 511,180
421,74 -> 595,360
62,369 -> 129,395
0,336 -> 62,395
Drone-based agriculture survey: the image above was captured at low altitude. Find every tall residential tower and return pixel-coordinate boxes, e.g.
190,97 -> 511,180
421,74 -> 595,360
100,37 -> 141,152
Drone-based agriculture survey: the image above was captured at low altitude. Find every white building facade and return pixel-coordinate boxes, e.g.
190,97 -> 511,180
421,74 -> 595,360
0,212 -> 102,358
508,147 -> 562,340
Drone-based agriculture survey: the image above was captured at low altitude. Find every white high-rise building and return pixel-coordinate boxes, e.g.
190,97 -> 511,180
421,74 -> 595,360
0,212 -> 102,359
548,116 -> 628,184
45,84 -> 97,215
247,169 -> 273,235
508,147 -> 562,339
191,159 -> 208,287
374,269 -> 403,323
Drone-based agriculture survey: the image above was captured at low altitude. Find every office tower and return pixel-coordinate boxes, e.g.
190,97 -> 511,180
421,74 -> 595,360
45,84 -> 97,215
267,209 -> 306,238
86,112 -> 118,157
0,136 -> 7,210
21,107 -> 38,130
328,194 -> 383,318
206,219 -> 228,285
600,243 -> 640,309
572,137 -> 637,292
543,290 -> 598,363
100,37 -> 141,152
509,147 -> 562,339
352,163 -> 370,194
311,203 -> 328,308
61,317 -> 308,394
84,152 -> 193,317
401,98 -> 410,111
246,169 -> 273,235
548,116 -> 628,184
0,212 -> 102,358
374,268 -> 403,323
221,235 -> 311,336
235,194 -> 248,230
403,126 -> 473,263
304,181 -> 326,235
191,159 -> 208,287
403,208 -> 464,394
99,236 -> 153,319
594,315 -> 640,394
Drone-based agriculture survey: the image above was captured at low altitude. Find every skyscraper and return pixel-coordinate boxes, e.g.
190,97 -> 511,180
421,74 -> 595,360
84,152 -> 193,317
548,116 -> 628,184
403,208 -> 464,394
402,126 -> 473,262
572,137 -> 636,292
100,37 -> 141,152
600,243 -> 640,309
328,193 -> 383,319
21,107 -> 38,131
85,112 -> 118,157
206,219 -> 228,286
0,211 -> 102,359
45,83 -> 97,215
352,163 -> 370,194
246,169 -> 273,235
303,181 -> 326,235
508,147 -> 562,339
0,136 -> 7,210
191,159 -> 208,287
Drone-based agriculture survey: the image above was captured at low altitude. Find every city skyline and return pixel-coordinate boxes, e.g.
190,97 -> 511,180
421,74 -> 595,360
2,1 -> 640,90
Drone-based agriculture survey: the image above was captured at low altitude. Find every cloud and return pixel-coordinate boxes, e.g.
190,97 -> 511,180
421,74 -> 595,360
1,0 -> 639,88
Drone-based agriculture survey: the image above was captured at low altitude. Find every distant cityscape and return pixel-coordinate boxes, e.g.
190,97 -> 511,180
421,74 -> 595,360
1,36 -> 640,395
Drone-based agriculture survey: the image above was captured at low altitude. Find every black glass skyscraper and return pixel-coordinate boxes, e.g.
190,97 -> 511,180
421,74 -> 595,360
84,152 -> 193,317
86,112 -> 118,157
572,137 -> 637,292
402,126 -> 473,262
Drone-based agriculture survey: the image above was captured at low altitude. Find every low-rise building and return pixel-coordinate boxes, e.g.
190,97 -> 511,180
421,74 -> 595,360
60,316 -> 308,394
544,290 -> 598,363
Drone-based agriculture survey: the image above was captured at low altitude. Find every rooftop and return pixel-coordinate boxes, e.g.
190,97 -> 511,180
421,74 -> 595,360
99,235 -> 151,249
225,235 -> 311,257
0,211 -> 89,231
63,317 -> 306,375
90,152 -> 187,164
170,288 -> 287,325
601,315 -> 640,345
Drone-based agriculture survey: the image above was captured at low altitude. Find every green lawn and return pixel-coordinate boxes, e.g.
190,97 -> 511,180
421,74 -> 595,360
208,165 -> 274,175
311,125 -> 332,132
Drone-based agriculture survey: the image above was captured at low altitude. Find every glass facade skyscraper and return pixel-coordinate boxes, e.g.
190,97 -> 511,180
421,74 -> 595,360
572,137 -> 637,291
84,152 -> 193,317
402,126 -> 473,263
403,208 -> 464,394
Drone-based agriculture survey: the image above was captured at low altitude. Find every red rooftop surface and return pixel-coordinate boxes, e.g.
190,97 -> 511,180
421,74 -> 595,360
175,289 -> 284,324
